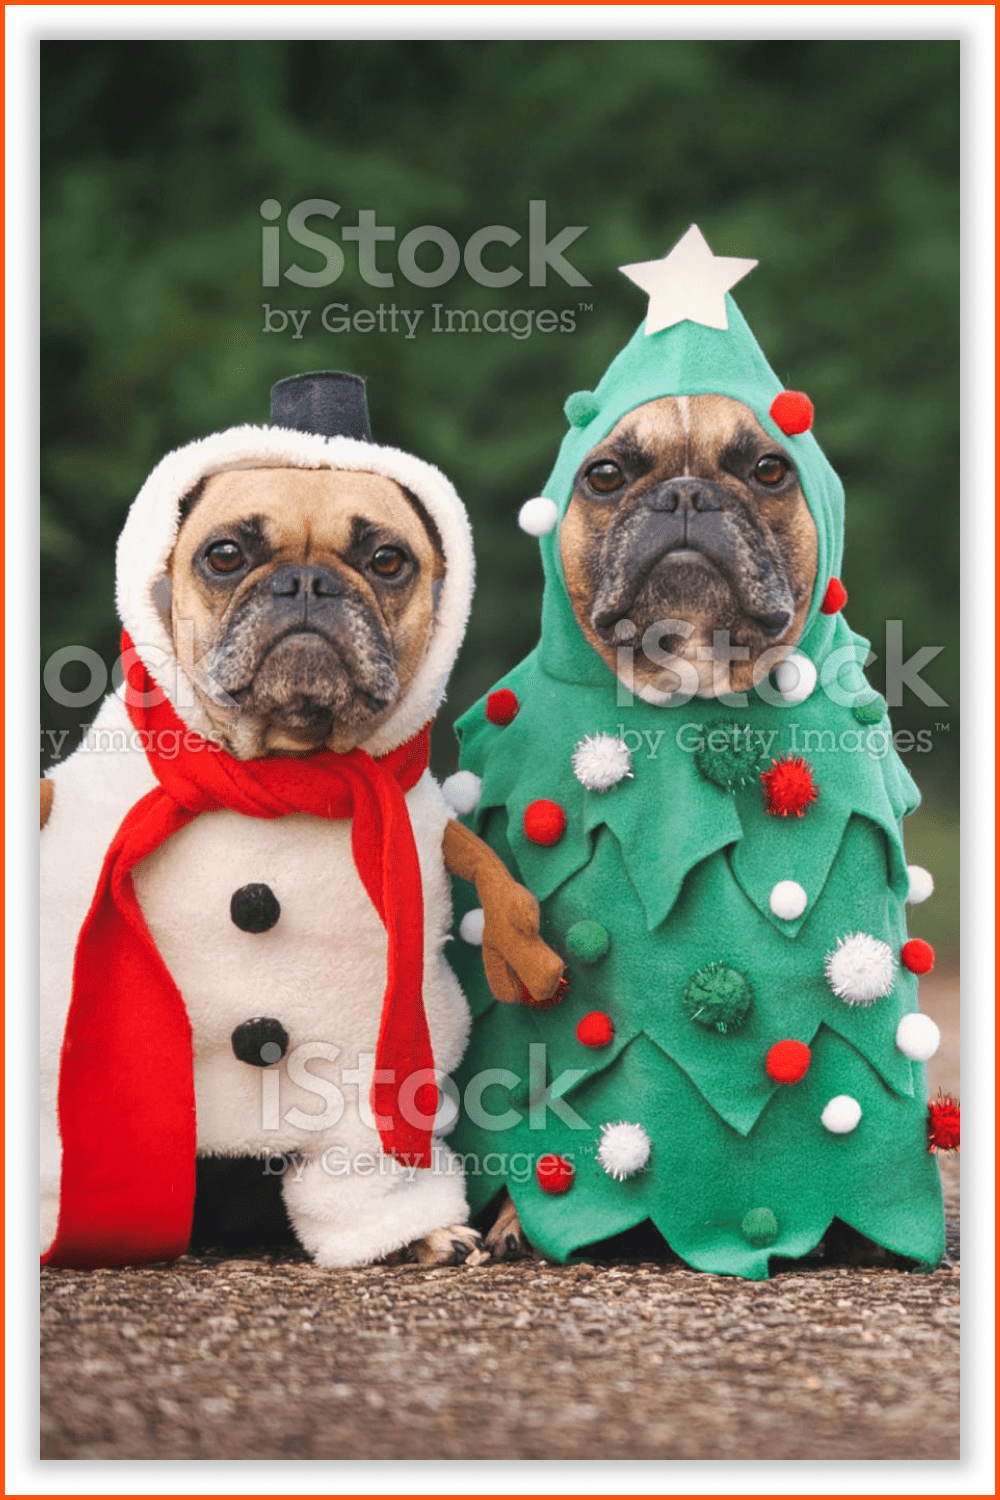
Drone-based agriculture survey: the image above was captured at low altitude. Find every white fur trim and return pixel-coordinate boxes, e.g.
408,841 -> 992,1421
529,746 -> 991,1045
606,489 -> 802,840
820,1095 -> 862,1134
775,652 -> 817,705
905,865 -> 934,904
895,1012 -> 941,1062
769,879 -> 808,921
115,423 -> 474,755
441,769 -> 481,815
518,496 -> 559,537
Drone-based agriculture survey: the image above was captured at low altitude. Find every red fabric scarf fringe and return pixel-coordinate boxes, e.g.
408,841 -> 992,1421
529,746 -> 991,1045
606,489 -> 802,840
43,632 -> 434,1269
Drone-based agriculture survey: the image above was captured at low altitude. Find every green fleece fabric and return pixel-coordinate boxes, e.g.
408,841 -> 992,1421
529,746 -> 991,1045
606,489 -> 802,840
447,282 -> 944,1277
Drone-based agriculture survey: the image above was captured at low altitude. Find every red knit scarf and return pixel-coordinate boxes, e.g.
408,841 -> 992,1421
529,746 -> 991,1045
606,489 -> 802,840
43,632 -> 435,1269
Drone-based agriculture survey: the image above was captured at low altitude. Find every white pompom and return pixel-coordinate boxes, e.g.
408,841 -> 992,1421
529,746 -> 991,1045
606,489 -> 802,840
518,496 -> 559,537
441,770 -> 482,815
769,879 -> 808,920
596,1120 -> 651,1180
824,932 -> 896,1006
905,864 -> 935,905
896,1012 -> 941,1062
459,908 -> 485,945
572,732 -> 633,792
821,1095 -> 862,1134
775,651 -> 818,705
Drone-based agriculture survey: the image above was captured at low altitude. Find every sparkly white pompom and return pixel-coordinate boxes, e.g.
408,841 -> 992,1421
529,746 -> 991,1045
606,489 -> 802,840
775,652 -> 818,705
896,1012 -> 941,1062
769,879 -> 808,920
572,732 -> 633,792
824,932 -> 895,1006
905,865 -> 935,905
596,1120 -> 651,1180
821,1095 -> 862,1134
459,908 -> 485,945
518,496 -> 559,537
441,770 -> 482,815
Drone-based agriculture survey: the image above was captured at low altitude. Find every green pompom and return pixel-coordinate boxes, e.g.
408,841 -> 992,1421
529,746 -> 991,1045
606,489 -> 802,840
853,690 -> 887,724
694,724 -> 771,791
740,1207 -> 779,1246
683,962 -> 754,1034
565,919 -> 611,964
564,390 -> 601,428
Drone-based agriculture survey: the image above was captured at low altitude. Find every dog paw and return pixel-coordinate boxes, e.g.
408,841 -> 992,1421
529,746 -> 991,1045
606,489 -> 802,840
485,1193 -> 533,1261
407,1224 -> 489,1267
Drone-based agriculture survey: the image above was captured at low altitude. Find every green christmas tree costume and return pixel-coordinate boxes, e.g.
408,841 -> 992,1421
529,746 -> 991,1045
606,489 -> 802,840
446,230 -> 945,1278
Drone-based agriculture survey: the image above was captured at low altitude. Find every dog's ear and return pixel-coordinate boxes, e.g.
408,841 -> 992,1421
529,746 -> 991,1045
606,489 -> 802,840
398,483 -> 447,591
178,477 -> 208,524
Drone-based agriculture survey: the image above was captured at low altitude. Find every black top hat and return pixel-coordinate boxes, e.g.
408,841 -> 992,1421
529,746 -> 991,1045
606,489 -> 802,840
269,371 -> 373,442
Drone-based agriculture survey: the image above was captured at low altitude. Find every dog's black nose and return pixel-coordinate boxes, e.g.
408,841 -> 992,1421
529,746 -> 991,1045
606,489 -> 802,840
755,609 -> 793,635
230,883 -> 281,933
269,563 -> 344,599
231,1017 -> 289,1067
649,478 -> 722,515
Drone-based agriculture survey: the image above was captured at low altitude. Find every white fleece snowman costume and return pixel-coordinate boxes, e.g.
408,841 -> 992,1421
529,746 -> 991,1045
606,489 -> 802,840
41,392 -> 477,1268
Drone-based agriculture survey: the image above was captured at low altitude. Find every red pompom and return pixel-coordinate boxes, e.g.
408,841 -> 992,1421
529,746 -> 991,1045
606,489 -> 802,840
536,1153 -> 575,1194
524,799 -> 567,845
760,755 -> 819,818
765,1039 -> 811,1084
576,1011 -> 615,1048
769,391 -> 814,435
902,938 -> 936,975
486,688 -> 519,726
928,1092 -> 960,1153
820,577 -> 848,614
519,974 -> 570,1009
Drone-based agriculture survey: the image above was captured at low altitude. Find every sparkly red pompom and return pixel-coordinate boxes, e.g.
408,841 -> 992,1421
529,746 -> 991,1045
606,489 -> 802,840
928,1092 -> 960,1153
769,391 -> 814,435
765,1039 -> 811,1084
519,974 -> 570,1009
820,577 -> 848,614
486,688 -> 519,726
536,1153 -> 575,1194
902,938 -> 936,975
524,799 -> 567,845
760,755 -> 819,818
576,1010 -> 615,1048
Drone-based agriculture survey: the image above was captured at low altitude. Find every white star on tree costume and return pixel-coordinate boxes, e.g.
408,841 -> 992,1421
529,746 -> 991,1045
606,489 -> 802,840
448,229 -> 948,1277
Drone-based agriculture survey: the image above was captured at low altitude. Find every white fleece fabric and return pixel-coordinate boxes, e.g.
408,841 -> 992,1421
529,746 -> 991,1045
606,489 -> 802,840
41,419 -> 477,1266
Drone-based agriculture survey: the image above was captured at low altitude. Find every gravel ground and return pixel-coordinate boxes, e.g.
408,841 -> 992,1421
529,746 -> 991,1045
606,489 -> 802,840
39,972 -> 960,1463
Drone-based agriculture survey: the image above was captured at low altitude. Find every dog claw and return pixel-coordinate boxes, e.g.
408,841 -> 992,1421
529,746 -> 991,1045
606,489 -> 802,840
485,1192 -> 533,1261
406,1224 -> 485,1266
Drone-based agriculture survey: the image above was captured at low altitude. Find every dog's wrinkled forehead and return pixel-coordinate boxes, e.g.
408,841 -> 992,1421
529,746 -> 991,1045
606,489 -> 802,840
577,394 -> 791,483
177,466 -> 445,564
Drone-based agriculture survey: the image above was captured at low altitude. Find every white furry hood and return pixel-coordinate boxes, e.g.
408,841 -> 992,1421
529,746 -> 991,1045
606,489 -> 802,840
115,421 -> 474,757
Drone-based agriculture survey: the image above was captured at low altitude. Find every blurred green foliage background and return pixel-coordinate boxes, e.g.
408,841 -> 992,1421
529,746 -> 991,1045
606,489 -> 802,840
40,39 -> 959,952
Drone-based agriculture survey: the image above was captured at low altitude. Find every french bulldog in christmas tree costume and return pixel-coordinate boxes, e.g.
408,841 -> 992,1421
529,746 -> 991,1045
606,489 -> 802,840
40,372 -> 563,1271
447,228 -> 953,1278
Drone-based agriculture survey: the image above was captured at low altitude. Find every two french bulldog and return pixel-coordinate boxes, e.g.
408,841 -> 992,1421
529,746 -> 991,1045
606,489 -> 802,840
40,373 -> 814,1269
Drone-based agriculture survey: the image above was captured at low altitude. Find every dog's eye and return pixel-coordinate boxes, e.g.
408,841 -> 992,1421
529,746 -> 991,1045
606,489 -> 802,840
205,541 -> 247,574
369,545 -> 409,579
754,455 -> 789,487
586,460 -> 625,494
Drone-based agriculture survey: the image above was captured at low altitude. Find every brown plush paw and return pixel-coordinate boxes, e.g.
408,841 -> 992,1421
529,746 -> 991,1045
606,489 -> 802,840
482,881 -> 566,1005
408,1224 -> 489,1266
485,1193 -> 533,1261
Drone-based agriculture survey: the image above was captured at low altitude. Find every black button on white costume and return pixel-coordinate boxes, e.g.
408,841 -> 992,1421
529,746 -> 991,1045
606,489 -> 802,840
231,1016 -> 289,1067
230,883 -> 281,933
